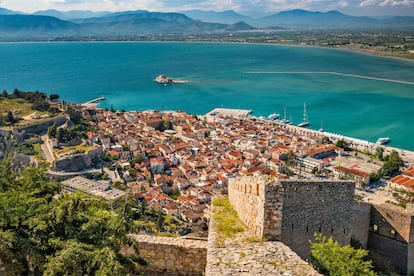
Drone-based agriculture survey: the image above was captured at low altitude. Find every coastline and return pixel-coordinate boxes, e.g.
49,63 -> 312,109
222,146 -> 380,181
1,39 -> 413,63
332,44 -> 414,63
203,107 -> 414,164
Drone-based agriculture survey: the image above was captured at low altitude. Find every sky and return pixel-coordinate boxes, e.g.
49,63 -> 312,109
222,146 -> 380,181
1,0 -> 414,17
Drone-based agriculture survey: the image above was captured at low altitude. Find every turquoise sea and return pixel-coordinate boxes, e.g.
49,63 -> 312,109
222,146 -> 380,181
1,42 -> 414,150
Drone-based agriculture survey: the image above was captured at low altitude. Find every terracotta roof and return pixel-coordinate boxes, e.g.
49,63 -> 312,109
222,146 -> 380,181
334,166 -> 369,178
403,167 -> 414,177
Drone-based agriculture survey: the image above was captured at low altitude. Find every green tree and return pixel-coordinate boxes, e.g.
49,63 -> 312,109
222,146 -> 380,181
65,107 -> 82,124
32,99 -> 50,111
47,123 -> 57,138
0,160 -> 145,274
321,136 -> 330,144
310,233 -> 375,276
375,147 -> 384,161
5,111 -> 16,125
49,93 -> 59,101
380,150 -> 403,177
336,139 -> 350,151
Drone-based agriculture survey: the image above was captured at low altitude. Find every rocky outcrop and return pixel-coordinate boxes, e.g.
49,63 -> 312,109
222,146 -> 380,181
0,129 -> 14,160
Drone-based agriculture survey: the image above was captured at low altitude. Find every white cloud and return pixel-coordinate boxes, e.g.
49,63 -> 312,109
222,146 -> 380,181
359,0 -> 413,7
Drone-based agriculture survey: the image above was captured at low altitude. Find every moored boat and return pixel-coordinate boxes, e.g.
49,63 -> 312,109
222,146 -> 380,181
298,102 -> 310,127
376,137 -> 390,145
267,113 -> 280,120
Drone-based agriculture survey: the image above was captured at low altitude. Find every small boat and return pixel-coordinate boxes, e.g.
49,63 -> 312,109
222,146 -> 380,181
154,74 -> 189,85
154,74 -> 173,84
267,113 -> 280,120
280,107 -> 291,124
298,102 -> 310,127
318,120 -> 324,132
376,137 -> 390,145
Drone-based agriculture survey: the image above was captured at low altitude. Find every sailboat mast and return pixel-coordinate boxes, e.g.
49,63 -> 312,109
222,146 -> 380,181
303,102 -> 307,122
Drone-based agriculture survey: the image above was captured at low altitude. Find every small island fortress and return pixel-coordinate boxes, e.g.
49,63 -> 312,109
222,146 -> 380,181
154,74 -> 189,84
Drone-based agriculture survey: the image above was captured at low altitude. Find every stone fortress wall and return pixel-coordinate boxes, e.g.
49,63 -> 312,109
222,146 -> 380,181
351,201 -> 372,248
12,115 -> 67,141
228,176 -> 355,258
228,175 -> 284,240
280,179 -> 354,257
367,204 -> 414,275
130,234 -> 207,275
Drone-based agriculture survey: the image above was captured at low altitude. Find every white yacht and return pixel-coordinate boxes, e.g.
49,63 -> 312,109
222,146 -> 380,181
267,113 -> 280,120
376,137 -> 390,145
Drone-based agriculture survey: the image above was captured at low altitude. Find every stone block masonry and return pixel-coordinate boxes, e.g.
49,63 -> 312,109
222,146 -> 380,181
229,176 -> 355,258
351,201 -> 371,248
228,175 -> 281,239
205,202 -> 321,276
280,180 -> 354,258
130,234 -> 207,275
367,204 -> 414,275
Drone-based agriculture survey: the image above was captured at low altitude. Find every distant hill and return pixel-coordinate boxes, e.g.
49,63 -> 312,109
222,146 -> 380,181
0,14 -> 81,39
255,9 -> 414,29
33,9 -> 110,20
1,8 -> 413,40
0,11 -> 255,40
73,10 -> 255,35
0,7 -> 21,15
181,10 -> 253,24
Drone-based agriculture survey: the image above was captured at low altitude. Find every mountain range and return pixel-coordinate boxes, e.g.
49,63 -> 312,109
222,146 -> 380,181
0,7 -> 413,40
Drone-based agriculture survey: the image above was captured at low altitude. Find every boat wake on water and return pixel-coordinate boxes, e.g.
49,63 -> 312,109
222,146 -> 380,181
243,71 -> 414,86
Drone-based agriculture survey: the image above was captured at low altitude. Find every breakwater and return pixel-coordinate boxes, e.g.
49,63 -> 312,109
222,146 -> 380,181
243,71 -> 414,86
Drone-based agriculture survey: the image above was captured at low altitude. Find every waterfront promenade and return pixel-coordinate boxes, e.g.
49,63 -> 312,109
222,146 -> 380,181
205,108 -> 252,121
285,123 -> 414,165
205,108 -> 414,165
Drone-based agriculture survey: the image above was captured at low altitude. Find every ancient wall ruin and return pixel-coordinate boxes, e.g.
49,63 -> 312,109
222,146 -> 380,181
367,204 -> 414,275
130,234 -> 207,275
228,175 -> 283,239
53,146 -> 103,172
351,201 -> 372,248
12,115 -> 67,141
280,180 -> 354,258
205,202 -> 320,276
228,176 -> 355,258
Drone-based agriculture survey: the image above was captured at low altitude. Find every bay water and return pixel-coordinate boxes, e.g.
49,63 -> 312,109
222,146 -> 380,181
0,42 -> 413,150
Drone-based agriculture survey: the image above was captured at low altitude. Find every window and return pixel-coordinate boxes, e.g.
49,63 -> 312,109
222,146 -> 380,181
372,224 -> 378,232
390,229 -> 396,235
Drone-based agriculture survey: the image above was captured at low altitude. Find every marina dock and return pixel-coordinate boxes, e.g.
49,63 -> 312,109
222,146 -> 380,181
81,96 -> 105,107
205,108 -> 253,120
